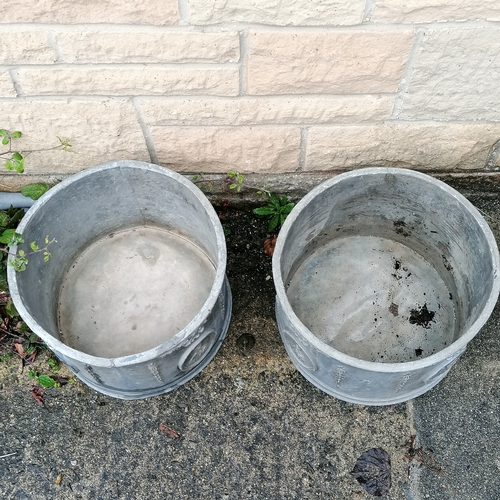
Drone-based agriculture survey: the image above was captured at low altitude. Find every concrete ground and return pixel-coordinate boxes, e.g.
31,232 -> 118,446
1,177 -> 500,499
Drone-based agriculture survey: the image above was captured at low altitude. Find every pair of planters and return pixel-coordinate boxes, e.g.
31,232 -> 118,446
8,161 -> 500,406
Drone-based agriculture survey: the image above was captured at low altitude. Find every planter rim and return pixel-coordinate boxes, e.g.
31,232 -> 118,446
8,160 -> 228,368
272,166 -> 500,373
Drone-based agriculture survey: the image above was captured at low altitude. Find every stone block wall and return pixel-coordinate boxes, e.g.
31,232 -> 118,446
1,0 -> 500,187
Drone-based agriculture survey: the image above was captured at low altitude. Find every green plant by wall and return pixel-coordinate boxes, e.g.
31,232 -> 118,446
227,170 -> 245,192
0,128 -> 69,272
0,128 -> 71,200
253,193 -> 294,232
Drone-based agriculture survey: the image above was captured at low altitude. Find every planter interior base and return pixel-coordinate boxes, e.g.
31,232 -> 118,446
287,234 -> 457,363
58,225 -> 215,358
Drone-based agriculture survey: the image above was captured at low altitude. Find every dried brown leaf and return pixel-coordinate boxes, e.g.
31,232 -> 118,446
13,341 -> 25,358
263,236 -> 277,257
351,447 -> 391,497
55,473 -> 62,485
23,350 -> 36,367
30,386 -> 44,406
159,423 -> 179,438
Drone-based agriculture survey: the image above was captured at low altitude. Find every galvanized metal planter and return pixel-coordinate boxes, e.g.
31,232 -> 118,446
8,160 -> 231,399
273,168 -> 500,405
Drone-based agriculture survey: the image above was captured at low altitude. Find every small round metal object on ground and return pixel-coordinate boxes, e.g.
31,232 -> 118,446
273,168 -> 500,405
8,160 -> 232,399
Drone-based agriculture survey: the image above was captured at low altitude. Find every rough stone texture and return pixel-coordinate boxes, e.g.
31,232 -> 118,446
0,99 -> 149,174
0,0 -> 179,25
140,95 -> 394,126
187,0 -> 365,26
398,28 -> 500,122
151,126 -> 301,173
247,30 -> 414,95
372,0 -> 500,23
15,67 -> 240,97
0,73 -> 15,97
306,124 -> 500,171
56,30 -> 240,64
0,30 -> 55,64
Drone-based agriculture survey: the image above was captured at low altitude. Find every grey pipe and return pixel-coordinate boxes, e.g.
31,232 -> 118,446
0,193 -> 35,210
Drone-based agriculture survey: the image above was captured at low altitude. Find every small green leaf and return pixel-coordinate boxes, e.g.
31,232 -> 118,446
269,214 -> 280,232
1,136 -> 9,146
44,235 -> 49,245
280,195 -> 288,206
9,257 -> 27,272
12,158 -> 24,173
0,212 -> 9,228
24,344 -> 35,355
4,160 -> 14,171
229,183 -> 237,190
192,175 -> 199,182
5,299 -> 18,318
21,183 -> 49,200
0,129 -> 8,137
37,374 -> 56,388
283,203 -> 294,214
18,249 -> 25,257
227,171 -> 236,177
11,131 -> 22,139
11,152 -> 22,161
57,137 -> 72,151
253,206 -> 276,216
280,213 -> 287,226
9,232 -> 24,246
48,357 -> 59,371
268,193 -> 280,208
30,241 -> 39,252
0,229 -> 16,244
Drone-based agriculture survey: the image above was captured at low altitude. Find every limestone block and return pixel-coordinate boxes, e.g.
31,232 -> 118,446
372,0 -> 500,23
247,30 -> 414,94
140,96 -> 394,125
151,126 -> 301,173
0,73 -> 15,97
0,30 -> 54,64
187,0 -> 365,25
0,0 -> 178,25
16,67 -> 240,97
398,28 -> 500,122
0,99 -> 149,173
306,124 -> 500,171
57,31 -> 239,64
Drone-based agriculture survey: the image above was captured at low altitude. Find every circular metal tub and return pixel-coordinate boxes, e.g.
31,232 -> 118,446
8,160 -> 231,399
273,168 -> 500,405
